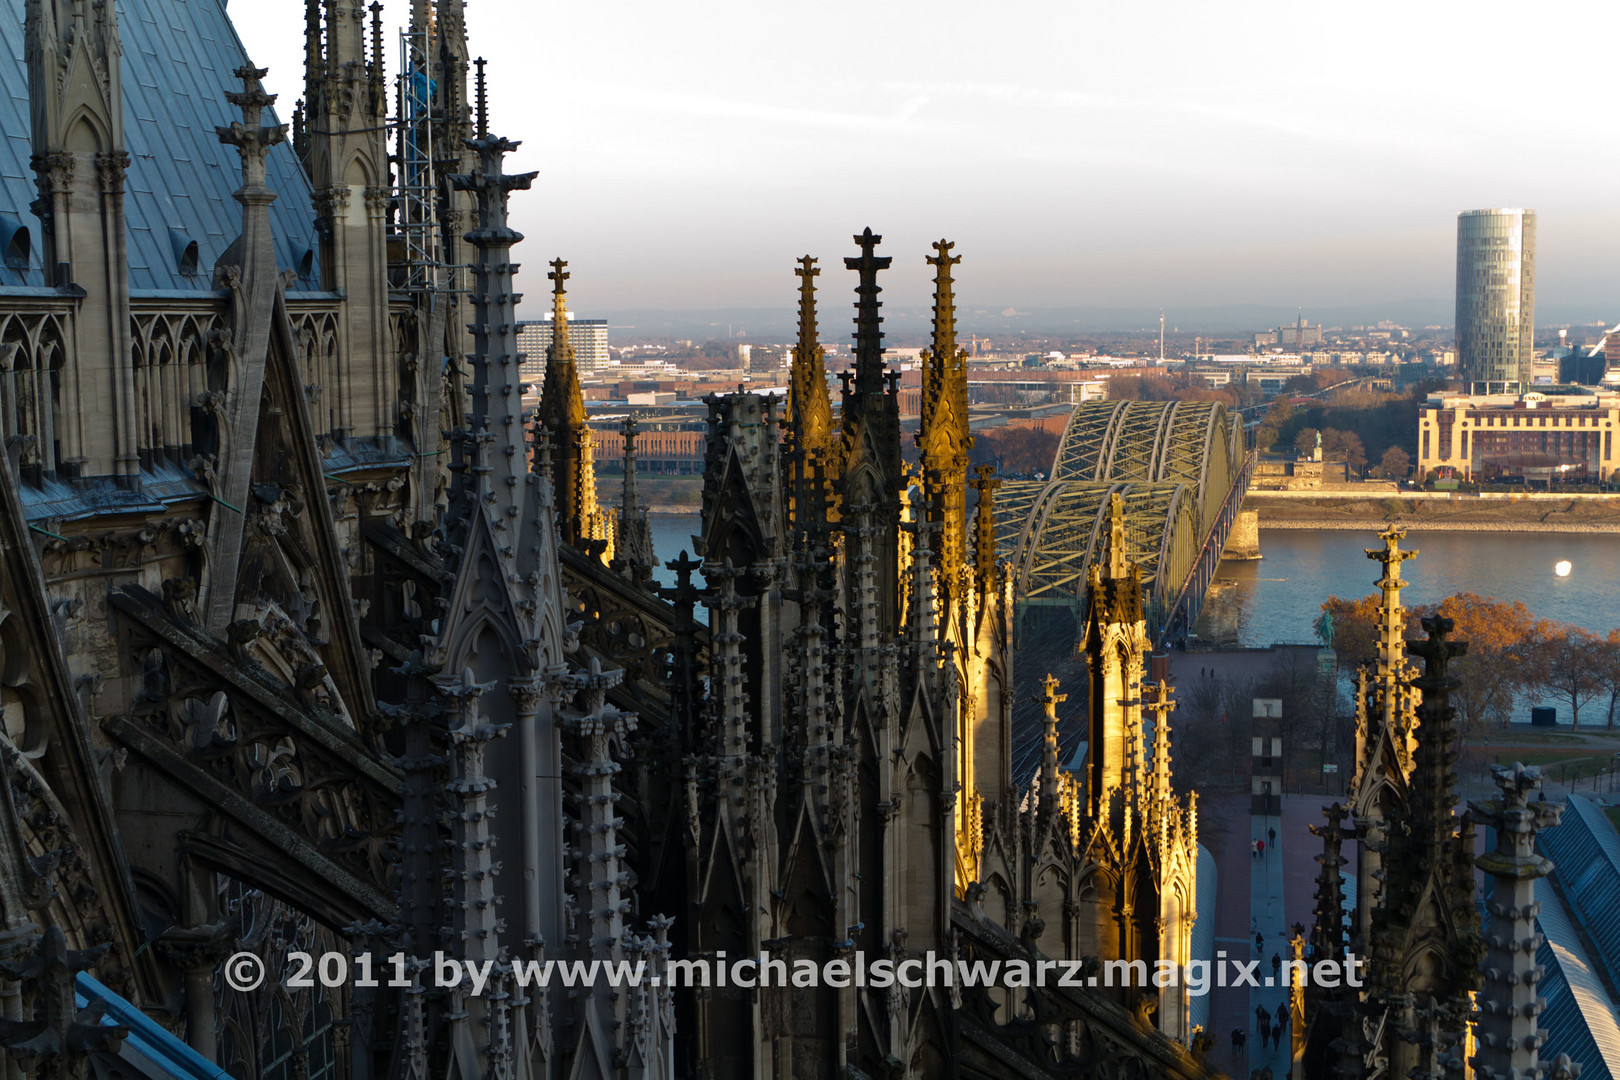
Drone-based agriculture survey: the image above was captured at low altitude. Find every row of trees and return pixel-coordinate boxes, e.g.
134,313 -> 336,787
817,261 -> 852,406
1253,382 -> 1430,470
971,426 -> 1061,477
1321,592 -> 1620,729
1172,650 -> 1345,795
1285,427 -> 1412,478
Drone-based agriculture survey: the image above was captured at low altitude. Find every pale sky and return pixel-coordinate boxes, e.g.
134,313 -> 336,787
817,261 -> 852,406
226,0 -> 1620,325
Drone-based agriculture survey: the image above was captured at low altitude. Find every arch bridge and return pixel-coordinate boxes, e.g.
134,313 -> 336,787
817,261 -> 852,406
994,399 -> 1255,647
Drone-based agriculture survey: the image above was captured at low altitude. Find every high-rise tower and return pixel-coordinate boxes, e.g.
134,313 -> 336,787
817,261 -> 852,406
1456,208 -> 1536,394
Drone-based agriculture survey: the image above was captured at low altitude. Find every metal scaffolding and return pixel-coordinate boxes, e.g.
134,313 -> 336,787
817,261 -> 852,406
394,26 -> 453,297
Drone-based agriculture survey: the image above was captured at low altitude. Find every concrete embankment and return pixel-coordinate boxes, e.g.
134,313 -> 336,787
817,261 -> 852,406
1244,493 -> 1620,533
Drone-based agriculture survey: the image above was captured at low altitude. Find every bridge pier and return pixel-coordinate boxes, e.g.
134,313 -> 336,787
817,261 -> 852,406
1224,509 -> 1261,560
1193,578 -> 1240,648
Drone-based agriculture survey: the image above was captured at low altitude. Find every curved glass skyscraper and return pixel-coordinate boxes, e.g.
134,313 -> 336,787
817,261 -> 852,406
1455,208 -> 1536,394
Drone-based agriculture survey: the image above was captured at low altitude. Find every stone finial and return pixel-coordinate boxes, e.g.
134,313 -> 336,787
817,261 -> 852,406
971,464 -> 1001,588
1038,673 -> 1067,809
216,65 -> 287,200
1105,491 -> 1129,580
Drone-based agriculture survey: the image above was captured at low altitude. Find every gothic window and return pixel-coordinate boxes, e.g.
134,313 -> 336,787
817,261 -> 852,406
0,313 -> 62,480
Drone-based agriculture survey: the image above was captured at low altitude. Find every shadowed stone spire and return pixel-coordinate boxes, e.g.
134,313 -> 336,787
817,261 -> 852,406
1470,763 -> 1569,1080
449,116 -> 536,542
1356,614 -> 1482,1080
200,66 -> 290,631
612,415 -> 656,587
846,227 -> 892,399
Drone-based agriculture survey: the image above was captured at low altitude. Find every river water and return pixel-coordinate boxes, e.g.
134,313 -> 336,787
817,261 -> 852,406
1221,529 -> 1620,646
648,515 -> 1620,645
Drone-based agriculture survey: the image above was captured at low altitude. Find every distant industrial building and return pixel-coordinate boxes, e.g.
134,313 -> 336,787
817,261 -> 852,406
1456,209 -> 1536,394
1416,389 -> 1618,483
518,316 -> 609,386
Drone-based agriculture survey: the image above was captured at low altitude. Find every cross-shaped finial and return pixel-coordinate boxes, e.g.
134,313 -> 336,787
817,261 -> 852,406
216,65 -> 286,196
1040,673 -> 1067,710
845,227 -> 891,275
548,259 -> 569,293
926,239 -> 961,272
795,255 -> 819,281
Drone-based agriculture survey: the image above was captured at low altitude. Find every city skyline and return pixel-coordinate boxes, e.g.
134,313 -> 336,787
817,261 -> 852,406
228,1 -> 1620,323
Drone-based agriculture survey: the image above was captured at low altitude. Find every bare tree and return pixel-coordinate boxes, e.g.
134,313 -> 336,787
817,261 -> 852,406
1533,627 -> 1607,729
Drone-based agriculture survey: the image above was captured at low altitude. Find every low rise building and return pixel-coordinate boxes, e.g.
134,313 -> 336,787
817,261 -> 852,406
1417,389 -> 1620,483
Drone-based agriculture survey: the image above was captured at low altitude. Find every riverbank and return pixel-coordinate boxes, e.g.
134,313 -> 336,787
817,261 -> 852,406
1244,493 -> 1620,533
602,474 -> 702,514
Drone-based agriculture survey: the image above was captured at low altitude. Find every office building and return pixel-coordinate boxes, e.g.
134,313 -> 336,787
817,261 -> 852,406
1456,208 -> 1536,394
518,315 -> 609,385
1416,389 -> 1620,483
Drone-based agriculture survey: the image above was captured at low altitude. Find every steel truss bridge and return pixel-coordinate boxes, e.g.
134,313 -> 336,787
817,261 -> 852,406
994,399 -> 1255,648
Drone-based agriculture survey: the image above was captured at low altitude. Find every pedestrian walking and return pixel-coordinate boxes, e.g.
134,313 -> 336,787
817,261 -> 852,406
1255,931 -> 1264,956
1268,826 -> 1277,848
1271,952 -> 1282,981
1231,1028 -> 1246,1054
1275,1003 -> 1290,1047
1251,839 -> 1258,858
1256,1005 -> 1271,1046
1257,839 -> 1265,858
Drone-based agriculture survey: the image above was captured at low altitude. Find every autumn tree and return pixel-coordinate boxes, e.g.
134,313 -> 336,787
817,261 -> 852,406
1380,445 -> 1411,480
1532,626 -> 1608,729
1323,592 -> 1540,734
1335,431 -> 1367,472
1413,594 -> 1544,733
1600,630 -> 1620,729
1254,398 -> 1293,454
1294,427 -> 1320,458
1108,374 -> 1177,401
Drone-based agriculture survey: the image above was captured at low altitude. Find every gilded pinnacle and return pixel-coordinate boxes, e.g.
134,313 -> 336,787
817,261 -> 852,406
926,238 -> 961,359
1105,492 -> 1129,580
1040,673 -> 1067,710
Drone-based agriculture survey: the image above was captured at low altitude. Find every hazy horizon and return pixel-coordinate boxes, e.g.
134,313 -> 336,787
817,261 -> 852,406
226,0 -> 1620,327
